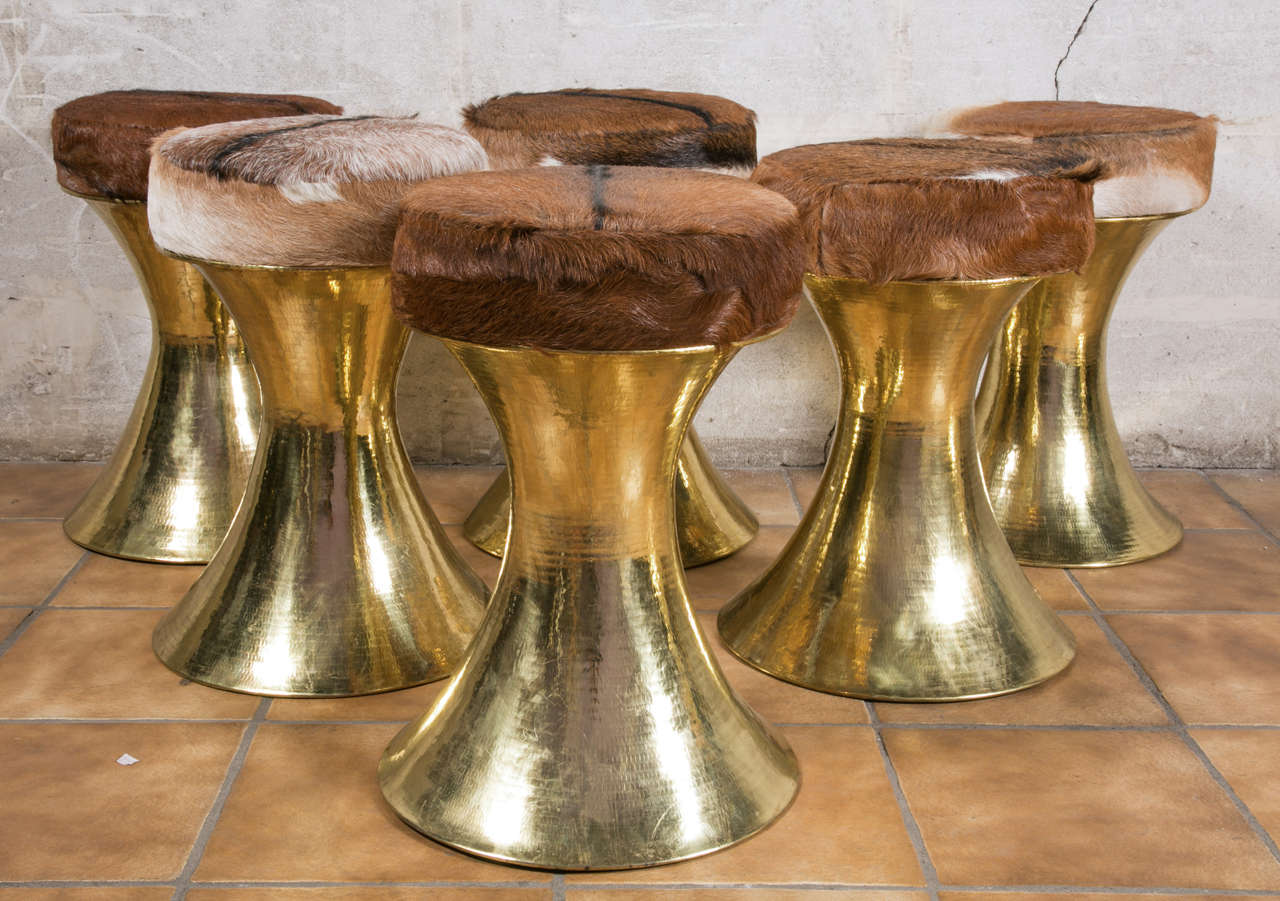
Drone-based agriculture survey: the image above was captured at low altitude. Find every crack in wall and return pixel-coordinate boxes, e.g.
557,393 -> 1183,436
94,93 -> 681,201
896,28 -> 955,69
1054,0 -> 1101,99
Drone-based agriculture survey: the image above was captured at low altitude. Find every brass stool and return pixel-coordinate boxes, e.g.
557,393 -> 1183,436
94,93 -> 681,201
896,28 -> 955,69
379,166 -> 804,870
458,88 -> 762,565
949,101 -> 1218,566
51,89 -> 340,562
719,139 -> 1093,700
145,115 -> 489,696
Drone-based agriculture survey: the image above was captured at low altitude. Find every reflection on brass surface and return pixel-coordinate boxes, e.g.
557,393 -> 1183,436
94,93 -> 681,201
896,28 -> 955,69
978,215 -> 1185,567
719,276 -> 1075,701
153,263 -> 487,697
463,427 -> 758,567
63,198 -> 259,563
381,339 -> 799,870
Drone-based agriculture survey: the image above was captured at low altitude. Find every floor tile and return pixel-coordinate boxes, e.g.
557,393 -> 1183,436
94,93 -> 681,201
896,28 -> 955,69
568,726 -> 923,886
268,680 -> 445,723
0,890 -> 173,900
0,462 -> 102,518
1192,728 -> 1280,841
685,525 -> 792,606
1110,614 -> 1280,725
188,889 -> 549,900
415,465 -> 505,526
1022,566 -> 1088,610
874,617 -> 1168,726
884,728 -> 1280,889
697,612 -> 868,724
1071,531 -> 1280,611
0,521 -> 83,605
0,607 -> 33,642
0,722 -> 243,879
785,466 -> 823,511
0,609 -> 259,719
53,554 -> 202,608
720,469 -> 801,526
569,892 -> 924,900
1211,469 -> 1280,536
443,523 -> 502,589
1137,469 -> 1256,530
195,723 -> 551,883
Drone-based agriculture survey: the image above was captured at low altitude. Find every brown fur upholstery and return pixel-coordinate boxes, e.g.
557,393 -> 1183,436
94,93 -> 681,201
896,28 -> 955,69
948,101 -> 1217,217
463,89 -> 756,174
147,115 -> 488,267
51,89 -> 341,201
750,138 -> 1098,283
392,166 -> 804,351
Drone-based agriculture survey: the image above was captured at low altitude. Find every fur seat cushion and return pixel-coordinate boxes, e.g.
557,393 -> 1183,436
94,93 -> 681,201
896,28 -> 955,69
147,115 -> 488,268
51,89 -> 341,201
947,101 -> 1217,217
750,138 -> 1098,284
392,165 -> 804,351
463,88 -> 756,174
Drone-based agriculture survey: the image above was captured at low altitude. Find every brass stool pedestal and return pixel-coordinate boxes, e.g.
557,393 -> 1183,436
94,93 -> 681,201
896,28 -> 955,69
719,276 -> 1076,701
463,427 -> 758,566
64,198 -> 259,563
978,214 -> 1185,567
153,263 -> 486,697
381,340 -> 798,870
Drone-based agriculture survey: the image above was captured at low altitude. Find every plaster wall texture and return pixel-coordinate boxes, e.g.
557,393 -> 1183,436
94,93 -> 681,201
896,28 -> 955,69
1,0 -> 1276,467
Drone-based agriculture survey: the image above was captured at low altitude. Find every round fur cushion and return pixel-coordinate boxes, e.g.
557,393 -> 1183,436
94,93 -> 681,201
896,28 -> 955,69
392,165 -> 804,351
463,88 -> 756,175
147,115 -> 489,267
51,89 -> 341,201
947,101 -> 1217,217
750,138 -> 1099,284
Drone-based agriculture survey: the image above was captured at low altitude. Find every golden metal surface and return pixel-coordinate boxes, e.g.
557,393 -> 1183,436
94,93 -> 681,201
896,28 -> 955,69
153,262 -> 487,697
977,215 -> 1186,567
718,276 -> 1076,701
462,428 -> 758,567
63,198 -> 259,563
381,339 -> 799,870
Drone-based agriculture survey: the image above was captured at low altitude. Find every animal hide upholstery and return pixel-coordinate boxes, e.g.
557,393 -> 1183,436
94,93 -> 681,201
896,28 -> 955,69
147,115 -> 488,267
750,138 -> 1099,284
463,89 -> 757,175
392,166 -> 805,351
947,101 -> 1217,217
51,89 -> 341,202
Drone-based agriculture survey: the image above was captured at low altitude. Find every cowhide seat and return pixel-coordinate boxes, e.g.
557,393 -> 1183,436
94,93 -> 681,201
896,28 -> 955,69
52,89 -> 340,564
717,138 -> 1094,701
948,101 -> 1218,566
379,165 -> 803,871
145,114 -> 490,697
456,87 -> 762,565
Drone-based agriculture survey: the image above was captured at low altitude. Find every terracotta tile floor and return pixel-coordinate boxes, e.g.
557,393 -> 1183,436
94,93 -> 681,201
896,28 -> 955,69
1,463 -> 1278,899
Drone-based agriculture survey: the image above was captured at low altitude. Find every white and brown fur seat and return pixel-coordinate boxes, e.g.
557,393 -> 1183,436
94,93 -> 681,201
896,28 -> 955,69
946,101 -> 1216,218
392,165 -> 804,350
147,115 -> 488,267
462,88 -> 757,175
750,138 -> 1099,283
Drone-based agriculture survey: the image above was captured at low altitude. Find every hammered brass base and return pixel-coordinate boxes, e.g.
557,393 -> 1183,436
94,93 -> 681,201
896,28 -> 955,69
461,427 -> 759,567
978,215 -> 1187,567
63,197 -> 259,564
153,263 -> 486,697
381,338 -> 798,871
719,276 -> 1076,701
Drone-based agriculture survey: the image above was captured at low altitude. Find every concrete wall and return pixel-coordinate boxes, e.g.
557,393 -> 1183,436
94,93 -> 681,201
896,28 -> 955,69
2,0 -> 1276,467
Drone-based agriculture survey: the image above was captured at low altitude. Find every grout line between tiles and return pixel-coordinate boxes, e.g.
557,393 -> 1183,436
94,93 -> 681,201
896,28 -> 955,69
0,550 -> 89,660
1196,470 -> 1280,546
182,880 -> 554,889
780,466 -> 808,520
935,884 -> 1280,896
552,872 -> 567,900
0,515 -> 64,522
865,701 -> 941,901
560,882 -> 928,892
170,696 -> 272,901
1067,569 -> 1280,867
1095,609 -> 1280,615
